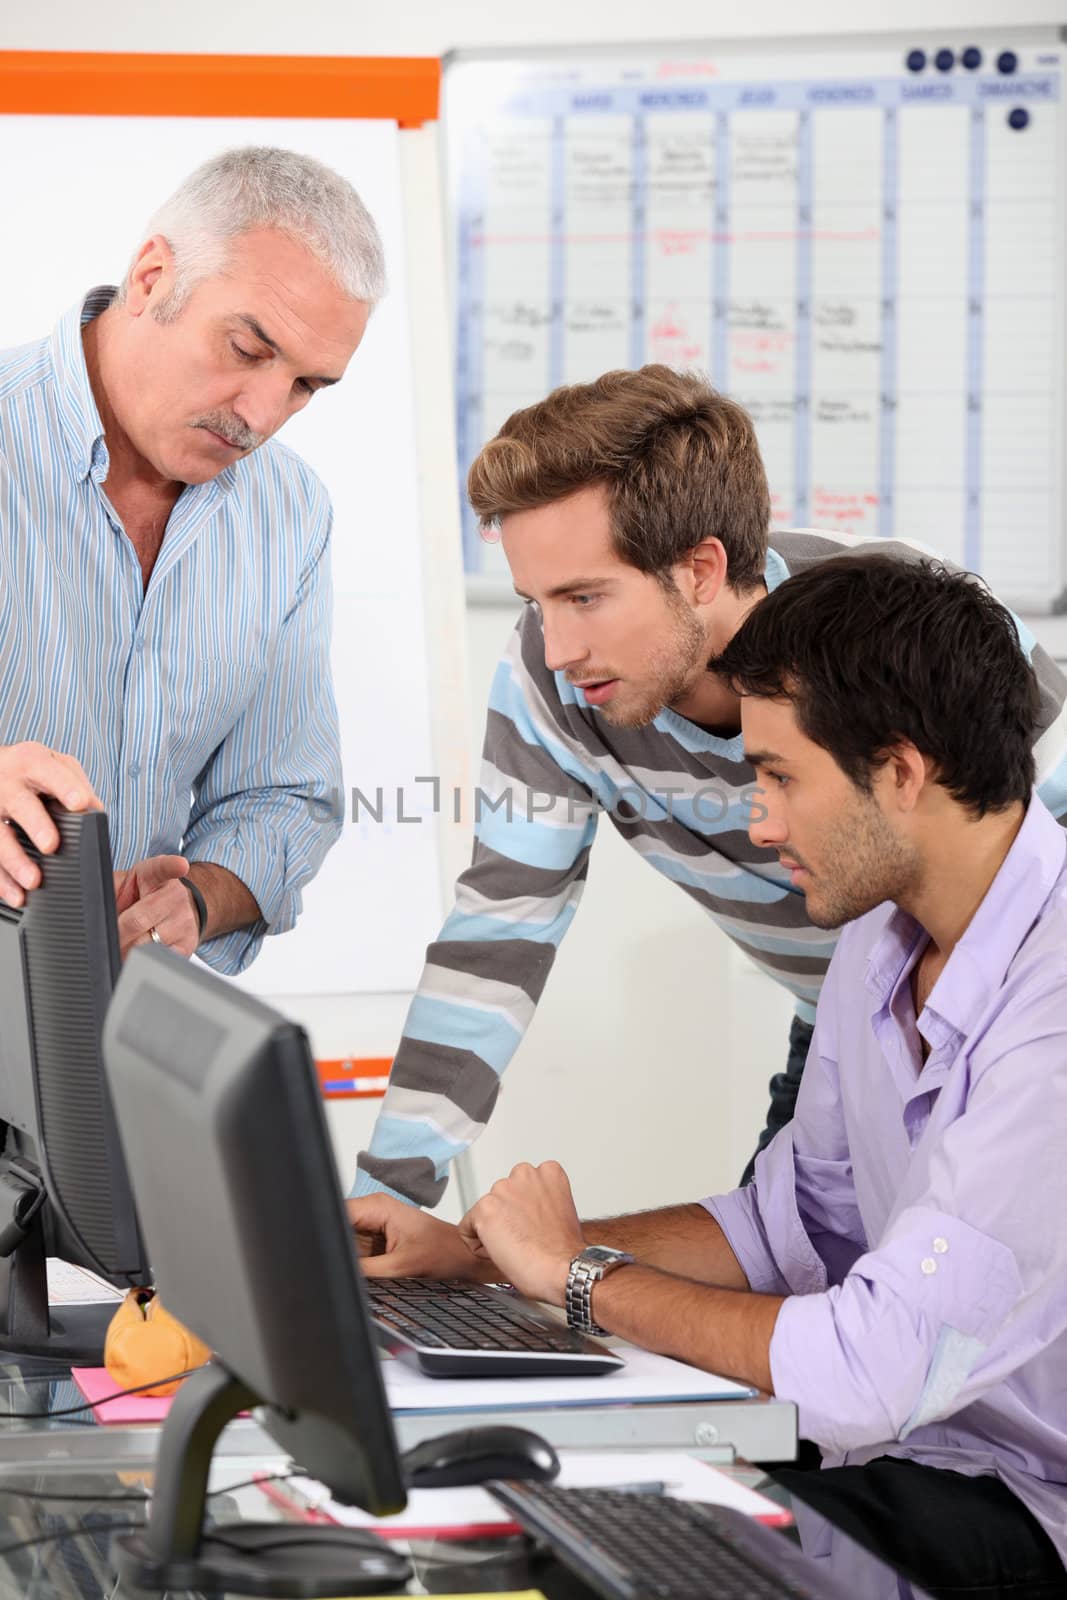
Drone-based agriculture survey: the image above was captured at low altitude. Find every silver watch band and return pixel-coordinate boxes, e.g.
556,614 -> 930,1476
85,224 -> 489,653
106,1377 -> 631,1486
565,1255 -> 608,1336
565,1250 -> 634,1336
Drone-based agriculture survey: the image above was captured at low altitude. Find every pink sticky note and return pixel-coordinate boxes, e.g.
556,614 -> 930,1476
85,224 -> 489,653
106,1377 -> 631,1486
70,1366 -> 174,1423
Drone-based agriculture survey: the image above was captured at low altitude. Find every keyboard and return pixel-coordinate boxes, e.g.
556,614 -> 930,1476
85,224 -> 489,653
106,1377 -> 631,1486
489,1482 -> 852,1600
363,1276 -> 624,1377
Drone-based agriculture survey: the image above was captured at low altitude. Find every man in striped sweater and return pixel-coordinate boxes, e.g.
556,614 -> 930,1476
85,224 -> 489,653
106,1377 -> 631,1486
353,366 -> 1067,1208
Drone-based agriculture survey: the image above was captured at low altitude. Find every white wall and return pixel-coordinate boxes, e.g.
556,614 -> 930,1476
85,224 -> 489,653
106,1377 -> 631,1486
3,0 -> 1064,55
4,1 -> 1056,1218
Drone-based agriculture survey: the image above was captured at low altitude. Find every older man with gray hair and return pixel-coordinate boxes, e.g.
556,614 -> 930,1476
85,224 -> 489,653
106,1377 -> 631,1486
0,146 -> 384,969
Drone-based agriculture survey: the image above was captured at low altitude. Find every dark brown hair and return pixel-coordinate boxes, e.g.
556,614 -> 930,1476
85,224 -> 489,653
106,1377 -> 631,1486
712,554 -> 1038,814
468,366 -> 771,591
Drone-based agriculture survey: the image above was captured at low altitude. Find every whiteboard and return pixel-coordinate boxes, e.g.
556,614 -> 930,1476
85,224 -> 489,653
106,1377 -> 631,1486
446,31 -> 1066,610
0,114 -> 453,995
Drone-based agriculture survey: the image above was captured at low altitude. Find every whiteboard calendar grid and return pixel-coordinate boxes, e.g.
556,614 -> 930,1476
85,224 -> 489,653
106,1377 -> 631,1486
446,31 -> 1066,610
795,109 -> 813,526
966,106 -> 985,573
879,106 -> 898,544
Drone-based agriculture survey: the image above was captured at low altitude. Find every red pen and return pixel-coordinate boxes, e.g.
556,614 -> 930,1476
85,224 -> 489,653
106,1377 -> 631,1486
251,1472 -> 523,1540
253,1472 -> 335,1526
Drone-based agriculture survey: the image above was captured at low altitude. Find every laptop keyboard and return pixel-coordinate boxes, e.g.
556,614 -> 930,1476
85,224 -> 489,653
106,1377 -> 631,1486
364,1277 -> 623,1376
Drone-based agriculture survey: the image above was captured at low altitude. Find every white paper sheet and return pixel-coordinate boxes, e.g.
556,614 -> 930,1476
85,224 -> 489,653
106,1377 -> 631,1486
286,1450 -> 782,1533
383,1341 -> 756,1413
46,1259 -> 124,1307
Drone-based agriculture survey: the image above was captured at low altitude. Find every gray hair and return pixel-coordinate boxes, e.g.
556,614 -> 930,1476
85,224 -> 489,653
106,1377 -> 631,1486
120,145 -> 387,317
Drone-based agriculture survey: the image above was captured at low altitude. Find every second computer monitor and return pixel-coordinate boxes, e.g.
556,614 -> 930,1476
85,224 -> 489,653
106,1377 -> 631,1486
103,946 -> 406,1515
0,808 -> 148,1359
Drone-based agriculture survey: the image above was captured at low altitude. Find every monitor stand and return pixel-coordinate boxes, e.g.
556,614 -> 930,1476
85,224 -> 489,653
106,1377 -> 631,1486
0,1186 -> 116,1363
112,1361 -> 413,1597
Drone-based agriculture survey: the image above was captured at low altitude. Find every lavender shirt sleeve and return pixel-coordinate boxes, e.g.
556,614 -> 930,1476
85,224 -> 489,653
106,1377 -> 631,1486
718,967 -> 1067,1456
704,952 -> 868,1297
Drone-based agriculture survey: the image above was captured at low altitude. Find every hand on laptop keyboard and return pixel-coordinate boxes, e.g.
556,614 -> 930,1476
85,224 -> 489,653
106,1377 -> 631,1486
349,1193 -> 487,1279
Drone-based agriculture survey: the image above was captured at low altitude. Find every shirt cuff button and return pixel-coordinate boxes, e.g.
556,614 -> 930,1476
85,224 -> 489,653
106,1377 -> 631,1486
933,1237 -> 949,1254
921,1257 -> 937,1275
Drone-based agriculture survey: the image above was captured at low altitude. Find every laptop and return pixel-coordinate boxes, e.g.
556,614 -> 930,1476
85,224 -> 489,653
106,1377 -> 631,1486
364,1275 -> 624,1377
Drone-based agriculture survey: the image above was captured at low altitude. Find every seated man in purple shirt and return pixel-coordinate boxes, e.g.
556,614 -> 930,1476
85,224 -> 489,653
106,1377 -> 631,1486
352,554 -> 1067,1597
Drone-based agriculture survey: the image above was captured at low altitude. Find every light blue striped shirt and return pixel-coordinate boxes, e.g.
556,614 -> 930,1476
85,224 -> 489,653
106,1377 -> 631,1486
0,288 -> 342,973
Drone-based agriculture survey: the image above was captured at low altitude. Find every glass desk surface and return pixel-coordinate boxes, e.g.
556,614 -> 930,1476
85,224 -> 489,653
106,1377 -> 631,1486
0,1353 -> 934,1600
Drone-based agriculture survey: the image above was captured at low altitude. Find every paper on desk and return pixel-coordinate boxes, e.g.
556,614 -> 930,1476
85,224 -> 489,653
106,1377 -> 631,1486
283,1450 -> 784,1536
383,1342 -> 756,1412
280,1476 -> 522,1539
47,1259 -> 124,1307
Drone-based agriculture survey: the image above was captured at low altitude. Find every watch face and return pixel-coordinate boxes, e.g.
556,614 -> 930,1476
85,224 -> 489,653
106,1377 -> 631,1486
583,1246 -> 627,1265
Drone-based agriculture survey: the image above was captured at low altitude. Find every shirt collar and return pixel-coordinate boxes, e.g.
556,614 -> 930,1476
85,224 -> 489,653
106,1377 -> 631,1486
50,286 -> 117,485
48,287 -> 238,502
865,796 -> 1067,1039
764,545 -> 789,593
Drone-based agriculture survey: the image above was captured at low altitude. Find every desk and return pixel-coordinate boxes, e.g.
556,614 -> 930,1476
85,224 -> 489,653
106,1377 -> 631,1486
392,1389 -> 795,1466
0,1348 -> 798,1467
379,1305 -> 797,1465
0,1353 -> 927,1599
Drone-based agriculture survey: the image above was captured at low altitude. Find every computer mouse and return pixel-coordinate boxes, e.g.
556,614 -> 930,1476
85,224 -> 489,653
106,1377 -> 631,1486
402,1424 -> 560,1488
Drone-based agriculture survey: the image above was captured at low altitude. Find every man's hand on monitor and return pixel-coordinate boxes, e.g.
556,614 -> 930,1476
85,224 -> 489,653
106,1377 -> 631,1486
348,1195 -> 491,1280
0,741 -> 102,906
459,1161 -> 585,1308
114,855 -> 199,959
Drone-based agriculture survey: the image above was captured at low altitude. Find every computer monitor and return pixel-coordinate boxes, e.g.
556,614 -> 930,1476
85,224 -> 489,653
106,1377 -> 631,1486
102,946 -> 411,1596
0,808 -> 148,1360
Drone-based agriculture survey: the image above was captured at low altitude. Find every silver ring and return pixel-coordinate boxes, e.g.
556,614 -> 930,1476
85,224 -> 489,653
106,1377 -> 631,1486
149,927 -> 163,945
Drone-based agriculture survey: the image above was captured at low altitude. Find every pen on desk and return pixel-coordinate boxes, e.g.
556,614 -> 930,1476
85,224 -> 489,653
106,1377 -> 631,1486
254,1473 -> 333,1525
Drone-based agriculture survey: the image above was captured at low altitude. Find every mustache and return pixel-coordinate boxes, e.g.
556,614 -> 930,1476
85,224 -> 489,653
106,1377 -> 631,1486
191,411 -> 266,451
565,669 -> 617,685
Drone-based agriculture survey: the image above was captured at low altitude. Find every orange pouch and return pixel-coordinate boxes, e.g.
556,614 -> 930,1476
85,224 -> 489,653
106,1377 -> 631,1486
104,1289 -> 211,1397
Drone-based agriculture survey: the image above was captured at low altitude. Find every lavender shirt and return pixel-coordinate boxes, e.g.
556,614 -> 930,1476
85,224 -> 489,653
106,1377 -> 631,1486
707,796 -> 1067,1565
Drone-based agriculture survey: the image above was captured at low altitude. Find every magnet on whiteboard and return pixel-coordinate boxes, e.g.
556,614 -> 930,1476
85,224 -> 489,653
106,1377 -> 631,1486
935,49 -> 955,72
996,50 -> 1018,74
906,49 -> 926,72
962,46 -> 983,70
1008,107 -> 1031,130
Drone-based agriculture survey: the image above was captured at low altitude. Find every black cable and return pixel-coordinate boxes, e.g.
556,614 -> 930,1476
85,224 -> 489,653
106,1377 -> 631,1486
207,1470 -> 297,1500
0,1468 -> 296,1507
0,1487 -> 148,1506
0,1518 -> 145,1559
0,1365 -> 206,1423
0,1478 -> 528,1573
0,1471 -> 298,1558
202,1526 -> 525,1575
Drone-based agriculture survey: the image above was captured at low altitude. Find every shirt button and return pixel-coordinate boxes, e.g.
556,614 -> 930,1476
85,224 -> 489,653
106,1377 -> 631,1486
135,637 -> 145,654
921,1257 -> 937,1276
933,1237 -> 949,1254
128,762 -> 141,779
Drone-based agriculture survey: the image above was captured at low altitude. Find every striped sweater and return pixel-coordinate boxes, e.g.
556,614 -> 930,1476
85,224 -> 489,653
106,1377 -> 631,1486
355,531 -> 1067,1205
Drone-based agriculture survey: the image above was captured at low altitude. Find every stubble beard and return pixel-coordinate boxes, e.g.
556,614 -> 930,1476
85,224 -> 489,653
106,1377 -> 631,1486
802,789 -> 920,930
599,590 -> 710,730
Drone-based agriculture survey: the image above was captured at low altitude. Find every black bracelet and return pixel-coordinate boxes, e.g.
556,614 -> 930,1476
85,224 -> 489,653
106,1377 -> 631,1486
183,876 -> 209,943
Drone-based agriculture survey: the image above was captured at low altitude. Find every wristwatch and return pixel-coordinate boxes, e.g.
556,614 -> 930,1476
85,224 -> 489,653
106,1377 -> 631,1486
182,877 -> 209,944
565,1245 -> 635,1336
